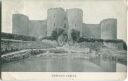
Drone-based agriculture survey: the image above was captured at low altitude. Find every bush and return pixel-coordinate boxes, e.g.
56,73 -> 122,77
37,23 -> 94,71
51,28 -> 65,40
71,29 -> 80,42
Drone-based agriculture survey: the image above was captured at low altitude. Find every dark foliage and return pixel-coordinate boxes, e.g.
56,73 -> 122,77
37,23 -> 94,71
42,36 -> 56,40
78,37 -> 127,50
71,29 -> 80,42
1,32 -> 36,41
78,37 -> 126,43
51,28 -> 65,40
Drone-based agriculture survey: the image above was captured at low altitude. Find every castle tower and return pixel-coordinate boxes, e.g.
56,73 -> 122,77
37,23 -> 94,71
66,8 -> 83,36
12,14 -> 29,36
100,18 -> 117,39
47,8 -> 68,36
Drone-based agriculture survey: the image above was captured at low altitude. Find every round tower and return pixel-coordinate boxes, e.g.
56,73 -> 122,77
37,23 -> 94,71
47,8 -> 68,36
66,8 -> 83,36
12,14 -> 29,36
100,18 -> 117,39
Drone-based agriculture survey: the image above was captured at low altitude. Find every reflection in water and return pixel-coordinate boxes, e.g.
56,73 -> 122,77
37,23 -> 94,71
2,52 -> 121,72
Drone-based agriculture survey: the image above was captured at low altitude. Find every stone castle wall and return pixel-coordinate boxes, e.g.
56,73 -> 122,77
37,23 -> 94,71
82,23 -> 101,39
12,9 -> 117,40
82,18 -> 117,40
12,14 -> 29,36
29,20 -> 47,39
12,14 -> 47,38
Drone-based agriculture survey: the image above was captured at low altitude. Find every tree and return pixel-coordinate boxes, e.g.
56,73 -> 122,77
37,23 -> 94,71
71,29 -> 80,42
51,28 -> 65,40
51,28 -> 68,46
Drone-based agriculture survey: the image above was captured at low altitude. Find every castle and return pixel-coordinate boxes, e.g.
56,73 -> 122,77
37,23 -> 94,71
12,8 -> 117,40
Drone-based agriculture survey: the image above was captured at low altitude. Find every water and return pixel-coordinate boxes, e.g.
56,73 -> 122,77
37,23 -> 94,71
1,52 -> 119,72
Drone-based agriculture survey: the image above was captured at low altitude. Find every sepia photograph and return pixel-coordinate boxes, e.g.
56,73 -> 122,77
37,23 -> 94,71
0,0 -> 127,80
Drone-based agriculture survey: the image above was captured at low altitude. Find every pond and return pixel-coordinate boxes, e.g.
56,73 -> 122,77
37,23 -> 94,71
2,51 -> 125,72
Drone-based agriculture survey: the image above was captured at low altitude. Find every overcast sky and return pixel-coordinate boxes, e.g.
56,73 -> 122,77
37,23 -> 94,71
2,0 -> 127,42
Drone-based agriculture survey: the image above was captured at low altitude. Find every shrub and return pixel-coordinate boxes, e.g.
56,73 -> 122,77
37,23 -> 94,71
51,28 -> 65,40
71,29 -> 80,42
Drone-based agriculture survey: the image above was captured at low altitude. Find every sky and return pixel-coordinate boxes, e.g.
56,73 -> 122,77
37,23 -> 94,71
2,0 -> 127,42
